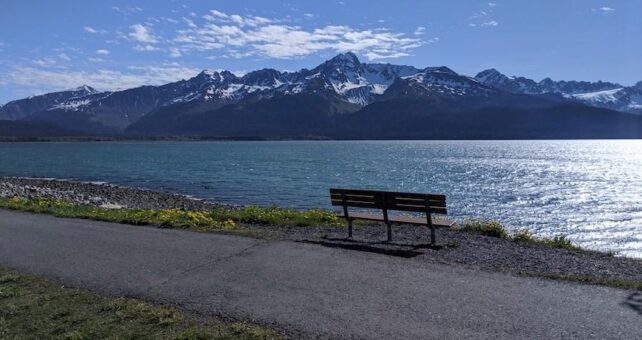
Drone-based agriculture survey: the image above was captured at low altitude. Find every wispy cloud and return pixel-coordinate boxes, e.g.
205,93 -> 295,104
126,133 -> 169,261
168,47 -> 182,58
592,7 -> 615,13
32,57 -> 56,67
414,26 -> 426,36
133,44 -> 160,52
469,3 -> 499,28
128,24 -> 159,44
6,64 -> 200,92
96,49 -> 110,55
84,26 -> 107,34
171,9 -> 424,60
112,6 -> 143,15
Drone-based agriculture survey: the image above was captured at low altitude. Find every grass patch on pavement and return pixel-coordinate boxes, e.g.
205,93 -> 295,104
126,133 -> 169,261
0,266 -> 280,339
0,197 -> 341,234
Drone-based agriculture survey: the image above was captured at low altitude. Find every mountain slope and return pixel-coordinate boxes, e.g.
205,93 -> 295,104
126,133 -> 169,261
475,69 -> 641,114
0,86 -> 97,121
335,100 -> 642,139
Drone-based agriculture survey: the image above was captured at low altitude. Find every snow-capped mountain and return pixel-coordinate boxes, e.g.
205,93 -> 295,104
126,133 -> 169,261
0,85 -> 98,121
1,52 -> 640,138
384,66 -> 494,99
475,69 -> 641,114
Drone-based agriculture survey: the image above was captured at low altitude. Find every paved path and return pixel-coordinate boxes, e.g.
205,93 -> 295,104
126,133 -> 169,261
0,209 -> 639,339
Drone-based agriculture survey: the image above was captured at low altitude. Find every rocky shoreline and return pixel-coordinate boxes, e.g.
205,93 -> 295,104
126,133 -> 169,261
1,177 -> 640,288
0,177 -> 233,211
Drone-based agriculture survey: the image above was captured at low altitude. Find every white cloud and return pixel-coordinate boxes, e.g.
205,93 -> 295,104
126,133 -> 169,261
172,9 -> 423,60
87,57 -> 105,62
128,24 -> 159,44
112,6 -> 143,15
592,7 -> 615,13
96,49 -> 110,55
469,6 -> 499,28
160,17 -> 179,24
304,13 -> 314,19
84,26 -> 98,33
482,20 -> 498,26
183,17 -> 197,28
134,44 -> 160,52
414,26 -> 426,35
32,57 -> 56,67
169,47 -> 182,58
7,64 -> 200,92
58,53 -> 71,61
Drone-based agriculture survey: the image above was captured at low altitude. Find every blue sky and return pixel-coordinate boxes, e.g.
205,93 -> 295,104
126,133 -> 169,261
0,0 -> 640,103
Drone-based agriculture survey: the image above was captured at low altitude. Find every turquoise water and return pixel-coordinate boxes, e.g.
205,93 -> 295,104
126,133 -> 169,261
0,140 -> 641,257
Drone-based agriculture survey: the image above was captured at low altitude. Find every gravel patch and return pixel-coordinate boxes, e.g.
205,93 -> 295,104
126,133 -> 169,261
0,177 -> 236,210
2,177 -> 640,287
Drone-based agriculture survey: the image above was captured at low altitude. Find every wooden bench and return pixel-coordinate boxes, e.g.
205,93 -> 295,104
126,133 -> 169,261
330,188 -> 454,244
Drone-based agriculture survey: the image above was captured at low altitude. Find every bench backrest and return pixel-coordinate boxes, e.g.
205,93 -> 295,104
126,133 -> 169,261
330,188 -> 447,214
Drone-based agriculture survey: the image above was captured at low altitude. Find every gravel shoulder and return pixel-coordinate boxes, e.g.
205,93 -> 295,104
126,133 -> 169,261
1,176 -> 641,288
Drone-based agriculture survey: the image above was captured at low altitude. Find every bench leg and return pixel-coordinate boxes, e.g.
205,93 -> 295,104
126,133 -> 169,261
430,226 -> 436,246
348,219 -> 353,238
387,222 -> 392,242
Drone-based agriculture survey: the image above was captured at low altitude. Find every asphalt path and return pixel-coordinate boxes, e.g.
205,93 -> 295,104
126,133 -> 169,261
0,209 -> 639,339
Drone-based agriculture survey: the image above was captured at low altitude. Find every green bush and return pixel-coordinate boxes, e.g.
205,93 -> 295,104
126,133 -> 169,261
541,234 -> 582,251
510,228 -> 582,251
511,229 -> 536,242
460,219 -> 509,238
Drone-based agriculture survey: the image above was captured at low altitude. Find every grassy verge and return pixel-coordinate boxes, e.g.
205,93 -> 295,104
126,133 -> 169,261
0,197 -> 605,253
0,197 -> 340,235
0,267 -> 280,339
460,219 -> 583,251
0,197 -> 613,255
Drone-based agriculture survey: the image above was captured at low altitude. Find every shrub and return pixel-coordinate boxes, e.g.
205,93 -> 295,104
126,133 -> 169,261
510,228 -> 582,251
460,219 -> 509,239
511,229 -> 536,243
542,234 -> 582,251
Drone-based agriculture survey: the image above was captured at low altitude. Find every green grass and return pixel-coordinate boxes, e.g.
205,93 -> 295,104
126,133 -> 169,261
0,197 -> 341,235
459,219 -> 509,239
511,228 -> 583,251
0,267 -> 280,339
460,220 -> 585,251
0,197 -> 599,253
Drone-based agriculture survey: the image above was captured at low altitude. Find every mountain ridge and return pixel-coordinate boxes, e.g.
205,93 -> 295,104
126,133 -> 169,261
1,52 -> 641,139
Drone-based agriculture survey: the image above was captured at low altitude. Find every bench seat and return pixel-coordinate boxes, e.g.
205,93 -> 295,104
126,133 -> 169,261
337,212 -> 455,228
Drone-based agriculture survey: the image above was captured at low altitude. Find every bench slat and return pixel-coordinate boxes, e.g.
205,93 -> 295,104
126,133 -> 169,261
386,203 -> 448,214
389,197 -> 447,208
336,212 -> 454,228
